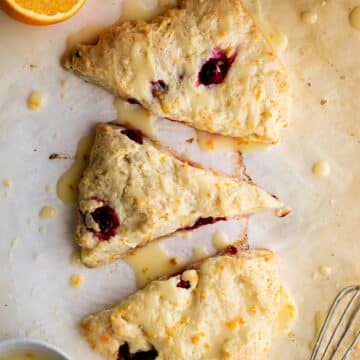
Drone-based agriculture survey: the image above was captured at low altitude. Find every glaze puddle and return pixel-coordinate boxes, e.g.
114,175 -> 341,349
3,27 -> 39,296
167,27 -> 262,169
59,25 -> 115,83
0,353 -> 48,360
197,131 -> 270,154
56,132 -> 95,206
114,98 -> 157,139
124,242 -> 185,288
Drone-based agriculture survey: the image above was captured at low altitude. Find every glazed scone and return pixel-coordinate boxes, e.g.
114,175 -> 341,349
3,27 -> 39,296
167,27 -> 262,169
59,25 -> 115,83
77,123 -> 285,267
64,0 -> 291,144
81,247 -> 297,360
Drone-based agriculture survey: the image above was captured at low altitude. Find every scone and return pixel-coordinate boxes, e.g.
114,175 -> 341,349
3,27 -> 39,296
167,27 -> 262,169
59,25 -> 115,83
64,0 -> 291,144
81,247 -> 297,360
77,122 -> 286,267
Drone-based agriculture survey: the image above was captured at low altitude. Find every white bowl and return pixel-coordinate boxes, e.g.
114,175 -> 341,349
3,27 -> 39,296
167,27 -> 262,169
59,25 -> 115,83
0,338 -> 72,359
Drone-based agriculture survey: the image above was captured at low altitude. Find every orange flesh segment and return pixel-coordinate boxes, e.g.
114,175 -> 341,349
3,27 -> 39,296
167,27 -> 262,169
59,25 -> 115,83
12,0 -> 82,15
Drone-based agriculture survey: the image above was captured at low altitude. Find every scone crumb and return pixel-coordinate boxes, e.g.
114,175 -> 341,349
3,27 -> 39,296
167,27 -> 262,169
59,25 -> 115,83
276,207 -> 291,218
69,274 -> 83,288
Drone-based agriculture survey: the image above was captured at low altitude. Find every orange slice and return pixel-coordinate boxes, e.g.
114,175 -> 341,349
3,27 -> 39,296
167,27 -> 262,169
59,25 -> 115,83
0,0 -> 87,26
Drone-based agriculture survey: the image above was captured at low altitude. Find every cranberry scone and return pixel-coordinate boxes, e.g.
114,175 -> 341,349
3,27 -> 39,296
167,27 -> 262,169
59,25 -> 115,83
81,247 -> 297,360
64,0 -> 291,144
77,123 -> 285,267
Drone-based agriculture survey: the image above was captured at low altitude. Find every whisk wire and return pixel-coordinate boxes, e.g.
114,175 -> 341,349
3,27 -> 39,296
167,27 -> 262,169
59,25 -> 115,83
310,285 -> 360,360
329,303 -> 360,360
342,329 -> 360,360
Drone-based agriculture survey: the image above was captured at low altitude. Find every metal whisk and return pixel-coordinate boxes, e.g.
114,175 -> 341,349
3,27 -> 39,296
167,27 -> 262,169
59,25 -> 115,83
311,285 -> 360,360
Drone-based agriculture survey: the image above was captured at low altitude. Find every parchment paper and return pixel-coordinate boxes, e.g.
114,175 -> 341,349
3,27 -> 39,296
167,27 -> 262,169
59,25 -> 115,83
0,0 -> 359,359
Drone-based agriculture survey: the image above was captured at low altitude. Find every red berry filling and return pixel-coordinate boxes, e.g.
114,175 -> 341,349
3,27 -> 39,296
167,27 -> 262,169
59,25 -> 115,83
117,343 -> 158,360
127,98 -> 141,105
224,245 -> 238,255
121,129 -> 144,144
90,205 -> 120,240
182,217 -> 226,231
176,278 -> 191,289
150,80 -> 168,98
198,48 -> 237,86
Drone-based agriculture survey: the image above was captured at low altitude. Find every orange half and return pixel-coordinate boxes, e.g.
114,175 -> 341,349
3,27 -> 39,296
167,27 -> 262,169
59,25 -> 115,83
0,0 -> 87,25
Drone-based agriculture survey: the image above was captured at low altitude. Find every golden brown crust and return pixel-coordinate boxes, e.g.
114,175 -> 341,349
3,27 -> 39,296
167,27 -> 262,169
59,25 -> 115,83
80,248 -> 283,360
64,0 -> 291,144
76,123 -> 284,267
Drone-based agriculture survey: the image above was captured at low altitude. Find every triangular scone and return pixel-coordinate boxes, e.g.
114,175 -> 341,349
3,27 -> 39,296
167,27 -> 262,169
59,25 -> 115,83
64,0 -> 291,144
77,123 -> 284,267
81,248 -> 294,360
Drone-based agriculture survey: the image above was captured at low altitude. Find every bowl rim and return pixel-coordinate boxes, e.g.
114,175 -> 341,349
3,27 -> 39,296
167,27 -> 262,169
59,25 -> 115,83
0,337 -> 72,359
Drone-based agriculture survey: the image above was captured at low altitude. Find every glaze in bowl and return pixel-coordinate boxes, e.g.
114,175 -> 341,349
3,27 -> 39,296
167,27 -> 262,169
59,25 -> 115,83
0,338 -> 72,360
